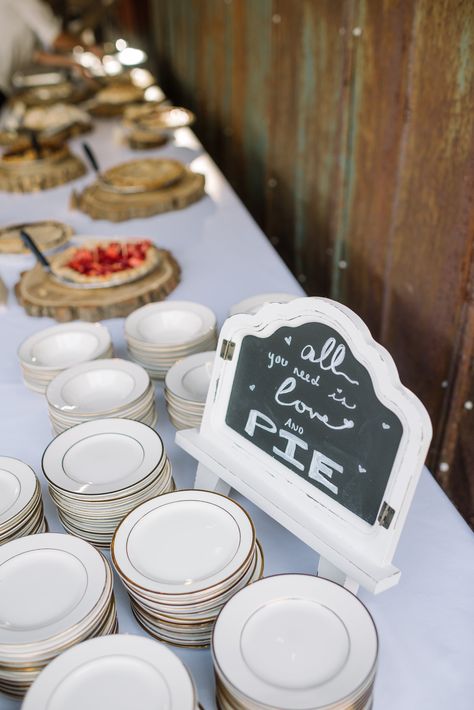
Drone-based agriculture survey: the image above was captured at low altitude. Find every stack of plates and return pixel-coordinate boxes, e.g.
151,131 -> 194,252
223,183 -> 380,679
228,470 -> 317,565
125,301 -> 217,379
112,490 -> 263,647
46,358 -> 157,434
229,292 -> 298,316
18,322 -> 113,394
22,635 -> 199,710
42,419 -> 175,547
0,533 -> 116,697
0,457 -> 46,544
212,575 -> 378,710
164,351 -> 214,429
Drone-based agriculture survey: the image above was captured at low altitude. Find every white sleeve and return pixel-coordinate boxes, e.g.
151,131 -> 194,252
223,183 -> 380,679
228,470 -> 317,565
10,0 -> 62,48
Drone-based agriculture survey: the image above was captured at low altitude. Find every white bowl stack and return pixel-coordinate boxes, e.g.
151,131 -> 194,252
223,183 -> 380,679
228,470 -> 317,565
46,358 -> 157,434
22,635 -> 199,710
112,490 -> 263,647
0,457 -> 47,544
164,351 -> 214,429
18,322 -> 113,394
0,533 -> 116,697
125,301 -> 217,379
42,419 -> 174,547
229,292 -> 299,316
212,575 -> 378,710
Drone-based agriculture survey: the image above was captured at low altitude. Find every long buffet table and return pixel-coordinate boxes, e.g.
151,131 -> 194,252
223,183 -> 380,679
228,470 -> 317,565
0,120 -> 473,710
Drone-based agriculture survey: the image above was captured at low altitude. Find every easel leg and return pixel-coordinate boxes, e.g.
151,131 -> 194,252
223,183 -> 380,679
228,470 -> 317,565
317,557 -> 359,595
194,462 -> 231,495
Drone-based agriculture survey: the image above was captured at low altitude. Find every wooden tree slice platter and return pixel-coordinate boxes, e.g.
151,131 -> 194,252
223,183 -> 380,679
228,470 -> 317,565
71,169 -> 205,221
15,248 -> 180,322
128,131 -> 168,150
0,155 -> 86,193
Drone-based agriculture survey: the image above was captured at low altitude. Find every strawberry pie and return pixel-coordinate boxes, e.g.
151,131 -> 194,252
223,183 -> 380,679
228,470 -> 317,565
51,240 -> 160,286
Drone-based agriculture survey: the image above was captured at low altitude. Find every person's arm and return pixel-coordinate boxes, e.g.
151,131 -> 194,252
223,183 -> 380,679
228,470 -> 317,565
10,0 -> 62,50
11,0 -> 102,55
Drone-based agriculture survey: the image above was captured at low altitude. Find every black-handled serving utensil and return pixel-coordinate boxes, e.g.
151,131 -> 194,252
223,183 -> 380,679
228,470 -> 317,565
29,130 -> 42,159
20,230 -> 52,273
82,141 -> 100,173
19,229 -> 135,290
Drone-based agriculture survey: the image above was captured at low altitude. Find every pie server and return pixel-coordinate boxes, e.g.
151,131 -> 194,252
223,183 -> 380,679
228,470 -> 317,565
82,141 -> 156,194
20,230 -> 120,290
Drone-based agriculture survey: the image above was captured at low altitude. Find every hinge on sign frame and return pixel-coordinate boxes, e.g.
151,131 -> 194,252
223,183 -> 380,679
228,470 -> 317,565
220,339 -> 235,361
378,502 -> 395,529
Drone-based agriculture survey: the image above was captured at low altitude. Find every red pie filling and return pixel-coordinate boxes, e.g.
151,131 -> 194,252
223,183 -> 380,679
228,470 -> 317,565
66,240 -> 152,276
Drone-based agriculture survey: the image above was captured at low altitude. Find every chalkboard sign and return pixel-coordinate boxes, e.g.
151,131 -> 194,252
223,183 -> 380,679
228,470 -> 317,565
225,322 -> 403,525
176,297 -> 432,593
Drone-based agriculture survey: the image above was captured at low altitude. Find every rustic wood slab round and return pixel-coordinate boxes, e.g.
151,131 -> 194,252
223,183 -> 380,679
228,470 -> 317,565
0,220 -> 73,254
128,131 -> 168,150
0,154 -> 86,193
71,169 -> 205,221
15,248 -> 180,322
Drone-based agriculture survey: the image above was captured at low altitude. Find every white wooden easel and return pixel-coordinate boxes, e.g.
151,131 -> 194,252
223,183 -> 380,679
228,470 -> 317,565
176,298 -> 432,595
193,461 -> 359,593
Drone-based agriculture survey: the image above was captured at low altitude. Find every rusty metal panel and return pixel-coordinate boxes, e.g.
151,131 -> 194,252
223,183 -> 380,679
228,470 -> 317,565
149,0 -> 474,524
265,0 -> 348,288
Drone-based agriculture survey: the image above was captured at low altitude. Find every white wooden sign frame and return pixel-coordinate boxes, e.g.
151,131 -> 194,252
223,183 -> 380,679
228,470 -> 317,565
176,297 -> 432,594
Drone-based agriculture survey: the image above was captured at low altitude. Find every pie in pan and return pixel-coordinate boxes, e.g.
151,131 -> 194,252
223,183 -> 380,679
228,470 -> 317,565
102,158 -> 185,191
51,240 -> 160,286
1,142 -> 69,166
95,85 -> 144,106
0,221 -> 73,254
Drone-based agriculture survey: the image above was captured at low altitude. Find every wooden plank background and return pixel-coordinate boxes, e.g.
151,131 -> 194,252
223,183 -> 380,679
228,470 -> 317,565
148,0 -> 474,526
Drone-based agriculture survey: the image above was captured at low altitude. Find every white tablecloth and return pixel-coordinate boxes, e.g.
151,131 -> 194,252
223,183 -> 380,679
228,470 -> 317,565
0,122 -> 473,710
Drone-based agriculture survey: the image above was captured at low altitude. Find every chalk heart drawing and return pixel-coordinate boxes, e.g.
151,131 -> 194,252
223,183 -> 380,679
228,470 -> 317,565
249,384 -> 256,391
358,465 -> 367,473
382,422 -> 390,430
284,336 -> 292,346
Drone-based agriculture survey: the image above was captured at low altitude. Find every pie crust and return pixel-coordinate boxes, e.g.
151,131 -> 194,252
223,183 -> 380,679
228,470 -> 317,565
102,158 -> 185,190
95,85 -> 144,106
0,221 -> 73,254
51,240 -> 161,286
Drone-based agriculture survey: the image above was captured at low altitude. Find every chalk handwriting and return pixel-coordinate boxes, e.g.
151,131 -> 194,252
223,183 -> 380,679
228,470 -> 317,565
301,338 -> 359,385
267,352 -> 289,369
243,409 -> 344,497
275,377 -> 355,430
328,387 -> 356,410
293,366 -> 321,387
284,418 -> 304,435
308,451 -> 343,495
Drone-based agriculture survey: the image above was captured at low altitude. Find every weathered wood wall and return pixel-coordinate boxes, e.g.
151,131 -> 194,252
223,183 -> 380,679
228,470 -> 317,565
149,0 -> 474,525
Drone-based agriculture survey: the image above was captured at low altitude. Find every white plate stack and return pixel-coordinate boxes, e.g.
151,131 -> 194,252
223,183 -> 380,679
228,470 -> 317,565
46,358 -> 157,434
125,301 -> 217,379
42,419 -> 175,547
164,351 -> 214,429
229,292 -> 298,316
112,490 -> 263,647
0,533 -> 116,697
18,322 -> 113,394
22,635 -> 199,710
0,457 -> 47,544
212,575 -> 378,710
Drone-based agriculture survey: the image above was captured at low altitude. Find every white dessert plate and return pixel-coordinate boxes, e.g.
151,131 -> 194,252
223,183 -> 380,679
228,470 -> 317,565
42,419 -> 165,496
125,302 -> 216,346
18,323 -> 111,371
229,292 -> 298,316
165,351 -> 214,404
0,534 -> 107,645
0,458 -> 37,527
46,359 -> 150,414
22,634 -> 196,710
112,490 -> 255,596
212,574 -> 378,710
